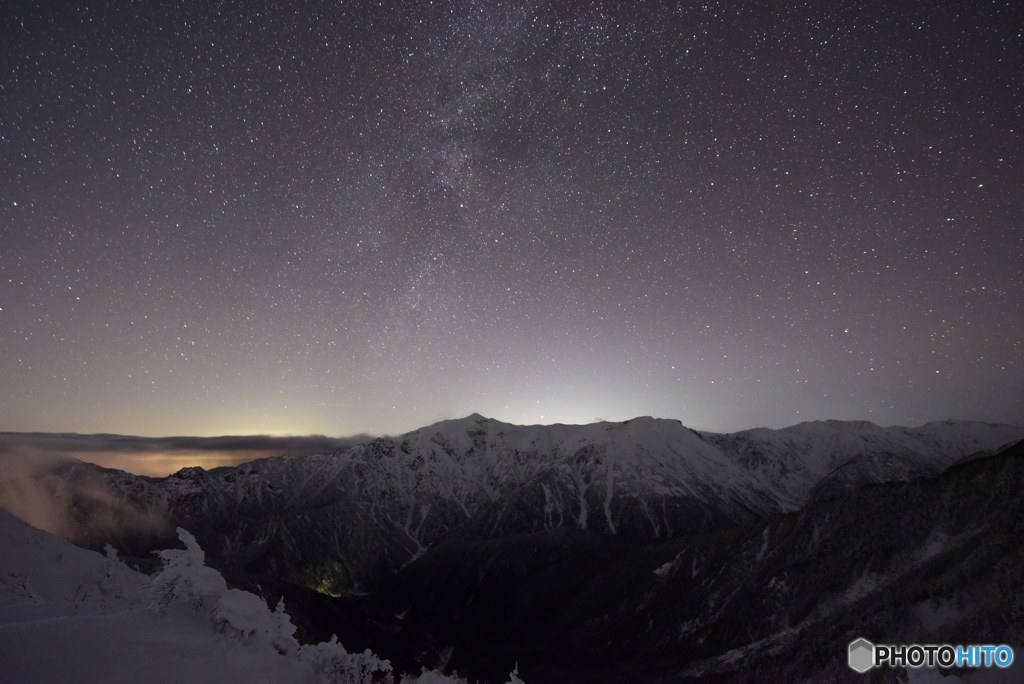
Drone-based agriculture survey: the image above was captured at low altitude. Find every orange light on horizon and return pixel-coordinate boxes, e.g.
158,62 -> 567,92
76,450 -> 283,477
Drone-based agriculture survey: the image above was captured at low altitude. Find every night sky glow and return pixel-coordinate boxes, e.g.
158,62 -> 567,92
2,1 -> 1022,439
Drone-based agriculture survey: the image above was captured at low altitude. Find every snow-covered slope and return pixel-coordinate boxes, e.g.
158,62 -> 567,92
93,415 -> 787,594
475,439 -> 1024,683
702,419 -> 1024,508
26,416 -> 1024,598
390,414 -> 780,532
0,509 -> 518,684
3,417 -> 1022,683
112,413 -> 781,532
0,508 -> 312,683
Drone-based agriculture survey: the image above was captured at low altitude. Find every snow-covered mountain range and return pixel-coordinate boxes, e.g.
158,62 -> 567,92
83,415 -> 1023,596
703,418 -> 1024,506
3,415 -> 1022,683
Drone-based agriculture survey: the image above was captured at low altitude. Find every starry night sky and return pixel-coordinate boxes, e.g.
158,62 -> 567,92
2,0 -> 1022,439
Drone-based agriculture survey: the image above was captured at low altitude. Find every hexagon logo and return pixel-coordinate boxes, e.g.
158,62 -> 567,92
848,638 -> 875,673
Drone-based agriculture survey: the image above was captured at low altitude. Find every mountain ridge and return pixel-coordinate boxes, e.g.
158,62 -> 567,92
3,415 -> 1023,682
44,416 -> 1015,592
4,415 -> 1021,596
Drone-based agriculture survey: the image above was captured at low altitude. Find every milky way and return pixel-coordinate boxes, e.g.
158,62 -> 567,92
1,0 -> 1022,437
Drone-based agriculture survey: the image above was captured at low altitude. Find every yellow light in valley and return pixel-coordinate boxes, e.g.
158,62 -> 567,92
77,450 -> 282,477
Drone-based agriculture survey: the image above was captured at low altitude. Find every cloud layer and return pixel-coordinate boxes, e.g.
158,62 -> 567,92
0,432 -> 370,477
0,432 -> 369,544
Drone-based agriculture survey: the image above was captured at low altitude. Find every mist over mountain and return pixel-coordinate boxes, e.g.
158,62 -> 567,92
2,415 -> 1023,682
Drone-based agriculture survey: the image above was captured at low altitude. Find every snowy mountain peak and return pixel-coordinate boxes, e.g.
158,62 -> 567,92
791,419 -> 884,432
703,418 -> 1024,507
14,415 -> 1023,606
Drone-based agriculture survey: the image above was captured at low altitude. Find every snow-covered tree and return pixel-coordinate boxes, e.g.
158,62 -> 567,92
300,635 -> 395,683
149,527 -> 227,612
145,527 -> 525,684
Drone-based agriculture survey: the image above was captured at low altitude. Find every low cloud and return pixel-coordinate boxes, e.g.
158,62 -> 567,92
0,432 -> 370,545
0,445 -> 169,546
0,432 -> 370,477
